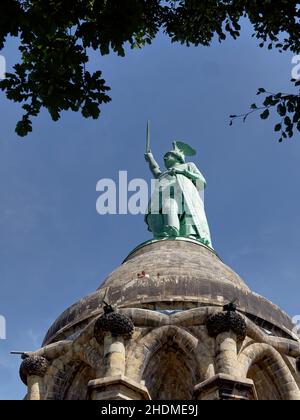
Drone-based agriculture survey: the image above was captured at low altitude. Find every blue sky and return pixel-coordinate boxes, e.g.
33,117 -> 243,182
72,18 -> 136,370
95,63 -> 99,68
0,22 -> 300,399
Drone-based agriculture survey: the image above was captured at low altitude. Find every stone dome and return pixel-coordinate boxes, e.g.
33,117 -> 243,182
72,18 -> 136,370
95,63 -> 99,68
43,239 -> 295,345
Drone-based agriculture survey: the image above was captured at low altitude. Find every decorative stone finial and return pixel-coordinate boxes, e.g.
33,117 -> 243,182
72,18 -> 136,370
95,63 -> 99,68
206,304 -> 247,341
94,303 -> 134,344
19,356 -> 49,385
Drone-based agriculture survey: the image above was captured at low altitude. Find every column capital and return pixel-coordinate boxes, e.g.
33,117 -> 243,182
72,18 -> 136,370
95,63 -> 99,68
206,311 -> 247,341
94,311 -> 134,344
20,356 -> 49,385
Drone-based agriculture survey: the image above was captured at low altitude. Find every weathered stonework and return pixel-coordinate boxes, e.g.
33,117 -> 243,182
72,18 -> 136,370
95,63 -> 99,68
88,375 -> 151,400
194,374 -> 257,400
21,240 -> 300,400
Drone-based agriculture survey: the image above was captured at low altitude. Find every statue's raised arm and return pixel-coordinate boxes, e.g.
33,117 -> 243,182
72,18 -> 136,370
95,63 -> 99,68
145,151 -> 162,179
144,122 -> 162,178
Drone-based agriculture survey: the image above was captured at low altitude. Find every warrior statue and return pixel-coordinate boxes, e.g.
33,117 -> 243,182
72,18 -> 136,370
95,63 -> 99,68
144,123 -> 212,248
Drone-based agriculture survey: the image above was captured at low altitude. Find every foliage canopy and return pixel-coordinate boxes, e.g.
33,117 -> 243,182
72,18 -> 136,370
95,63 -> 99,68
0,0 -> 299,139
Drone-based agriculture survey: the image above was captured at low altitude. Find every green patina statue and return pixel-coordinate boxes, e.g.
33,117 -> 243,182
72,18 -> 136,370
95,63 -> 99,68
144,124 -> 212,248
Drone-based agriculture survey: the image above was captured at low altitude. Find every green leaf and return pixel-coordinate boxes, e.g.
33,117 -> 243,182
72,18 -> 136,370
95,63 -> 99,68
260,109 -> 270,120
274,123 -> 282,132
277,104 -> 286,116
257,88 -> 266,95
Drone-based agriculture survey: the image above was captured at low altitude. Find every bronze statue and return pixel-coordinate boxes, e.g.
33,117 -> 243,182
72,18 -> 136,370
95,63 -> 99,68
144,123 -> 212,248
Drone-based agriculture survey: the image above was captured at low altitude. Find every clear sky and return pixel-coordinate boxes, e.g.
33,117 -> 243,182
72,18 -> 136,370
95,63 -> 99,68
0,22 -> 299,400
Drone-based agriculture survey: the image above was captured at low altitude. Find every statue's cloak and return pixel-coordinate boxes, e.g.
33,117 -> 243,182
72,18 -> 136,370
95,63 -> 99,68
176,171 -> 212,246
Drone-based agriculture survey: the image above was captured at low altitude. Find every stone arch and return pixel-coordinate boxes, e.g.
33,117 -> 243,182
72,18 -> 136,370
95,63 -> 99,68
45,359 -> 96,400
238,344 -> 300,400
64,363 -> 96,400
126,325 -> 214,400
282,355 -> 300,389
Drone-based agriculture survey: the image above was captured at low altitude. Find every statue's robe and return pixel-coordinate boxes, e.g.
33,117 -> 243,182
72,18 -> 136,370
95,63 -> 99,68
146,162 -> 212,248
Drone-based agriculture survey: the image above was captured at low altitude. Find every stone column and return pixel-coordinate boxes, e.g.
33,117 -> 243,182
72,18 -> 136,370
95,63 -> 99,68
20,356 -> 49,400
215,331 -> 238,376
103,334 -> 126,377
89,306 -> 151,400
194,307 -> 257,400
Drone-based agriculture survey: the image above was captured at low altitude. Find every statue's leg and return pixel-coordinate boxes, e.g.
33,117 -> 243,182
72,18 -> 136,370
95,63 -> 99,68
162,198 -> 180,236
180,213 -> 197,237
146,213 -> 165,238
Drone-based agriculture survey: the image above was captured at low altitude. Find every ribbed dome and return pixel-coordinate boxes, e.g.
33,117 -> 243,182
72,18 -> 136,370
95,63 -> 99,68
43,239 -> 295,345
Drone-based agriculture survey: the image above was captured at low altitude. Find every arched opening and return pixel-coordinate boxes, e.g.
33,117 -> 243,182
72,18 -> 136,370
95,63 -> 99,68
64,364 -> 96,400
143,337 -> 197,400
46,361 -> 96,400
248,362 -> 281,400
238,343 -> 300,401
135,326 -> 208,400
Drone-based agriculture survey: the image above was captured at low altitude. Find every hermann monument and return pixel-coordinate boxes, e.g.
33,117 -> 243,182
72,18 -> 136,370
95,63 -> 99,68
18,130 -> 300,400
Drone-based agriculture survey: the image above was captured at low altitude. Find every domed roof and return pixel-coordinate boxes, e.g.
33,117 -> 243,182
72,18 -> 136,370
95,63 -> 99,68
101,238 -> 250,292
43,239 -> 295,345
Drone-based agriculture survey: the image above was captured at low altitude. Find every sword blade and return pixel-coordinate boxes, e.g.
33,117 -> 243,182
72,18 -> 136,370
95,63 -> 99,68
146,120 -> 151,153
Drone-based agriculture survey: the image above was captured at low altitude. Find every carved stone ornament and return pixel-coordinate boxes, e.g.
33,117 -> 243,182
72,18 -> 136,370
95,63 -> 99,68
206,310 -> 247,341
94,306 -> 134,343
20,356 -> 49,385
